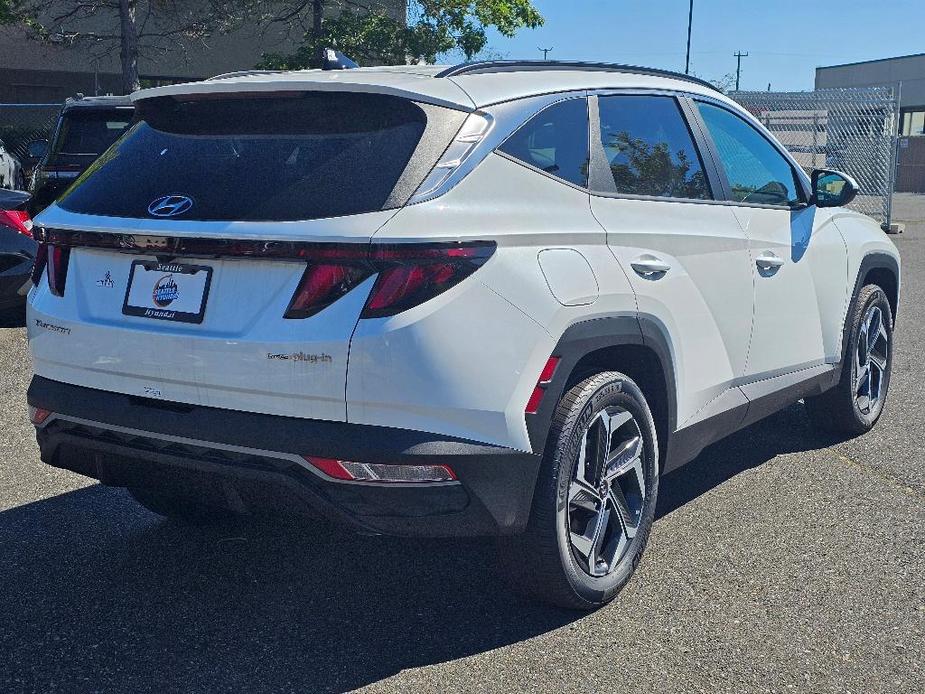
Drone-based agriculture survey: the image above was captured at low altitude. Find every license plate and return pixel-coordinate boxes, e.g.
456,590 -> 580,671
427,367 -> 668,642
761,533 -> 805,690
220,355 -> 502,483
122,260 -> 212,324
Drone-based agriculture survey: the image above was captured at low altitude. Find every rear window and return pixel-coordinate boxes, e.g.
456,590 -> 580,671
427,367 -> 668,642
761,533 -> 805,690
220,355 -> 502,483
52,109 -> 132,157
57,92 -> 455,221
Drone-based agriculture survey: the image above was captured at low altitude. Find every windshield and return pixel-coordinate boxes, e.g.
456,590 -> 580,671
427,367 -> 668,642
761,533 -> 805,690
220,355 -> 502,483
56,92 -> 453,222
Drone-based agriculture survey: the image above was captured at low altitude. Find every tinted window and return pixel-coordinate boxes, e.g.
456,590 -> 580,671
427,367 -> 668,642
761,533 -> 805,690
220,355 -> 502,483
597,95 -> 710,200
57,93 -> 438,221
697,102 -> 801,206
53,109 -> 132,156
499,98 -> 589,188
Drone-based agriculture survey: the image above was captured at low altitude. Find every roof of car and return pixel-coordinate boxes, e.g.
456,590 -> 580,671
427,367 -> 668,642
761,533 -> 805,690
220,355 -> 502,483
63,94 -> 134,111
132,60 -> 730,112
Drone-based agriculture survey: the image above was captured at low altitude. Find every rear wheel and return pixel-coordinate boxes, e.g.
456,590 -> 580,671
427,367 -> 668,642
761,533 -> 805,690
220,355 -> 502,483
127,485 -> 233,525
500,371 -> 659,610
805,284 -> 893,435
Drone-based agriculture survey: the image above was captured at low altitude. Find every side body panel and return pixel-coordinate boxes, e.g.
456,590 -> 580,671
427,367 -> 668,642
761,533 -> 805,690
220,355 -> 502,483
731,203 -> 848,378
591,196 -> 755,428
348,153 -> 638,451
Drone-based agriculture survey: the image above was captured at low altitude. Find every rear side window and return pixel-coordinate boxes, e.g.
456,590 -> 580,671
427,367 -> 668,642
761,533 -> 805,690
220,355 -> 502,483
57,93 -> 458,221
52,109 -> 132,156
498,98 -> 590,188
596,95 -> 710,200
696,102 -> 802,206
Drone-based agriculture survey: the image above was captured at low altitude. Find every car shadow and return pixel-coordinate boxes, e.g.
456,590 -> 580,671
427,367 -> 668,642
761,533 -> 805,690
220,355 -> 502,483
1,402 -> 841,693
656,401 -> 843,519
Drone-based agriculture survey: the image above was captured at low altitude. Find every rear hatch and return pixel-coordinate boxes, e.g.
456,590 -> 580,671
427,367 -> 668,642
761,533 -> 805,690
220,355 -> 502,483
30,90 -> 466,421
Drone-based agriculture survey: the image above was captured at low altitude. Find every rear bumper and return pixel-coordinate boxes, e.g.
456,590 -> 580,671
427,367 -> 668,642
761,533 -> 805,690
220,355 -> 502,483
27,376 -> 542,537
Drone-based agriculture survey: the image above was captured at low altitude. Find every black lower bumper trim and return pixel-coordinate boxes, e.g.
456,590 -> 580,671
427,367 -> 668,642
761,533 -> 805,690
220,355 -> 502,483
28,376 -> 542,537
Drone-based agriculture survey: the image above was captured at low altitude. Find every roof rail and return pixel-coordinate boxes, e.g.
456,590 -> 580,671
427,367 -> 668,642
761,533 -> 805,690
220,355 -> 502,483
435,60 -> 721,93
207,69 -> 283,81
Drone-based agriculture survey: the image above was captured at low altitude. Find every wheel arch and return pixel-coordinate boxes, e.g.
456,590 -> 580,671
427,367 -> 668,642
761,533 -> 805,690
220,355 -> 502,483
526,314 -> 677,470
841,253 -> 900,366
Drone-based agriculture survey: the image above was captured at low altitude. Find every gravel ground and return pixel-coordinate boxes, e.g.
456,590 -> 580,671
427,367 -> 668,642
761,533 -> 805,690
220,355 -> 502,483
1,197 -> 924,693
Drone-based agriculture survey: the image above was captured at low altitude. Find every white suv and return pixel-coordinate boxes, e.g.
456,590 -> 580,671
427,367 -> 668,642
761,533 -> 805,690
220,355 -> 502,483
26,61 -> 900,609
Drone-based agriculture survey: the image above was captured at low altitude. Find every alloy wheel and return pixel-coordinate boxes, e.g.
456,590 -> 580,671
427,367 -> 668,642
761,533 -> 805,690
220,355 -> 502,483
855,304 -> 889,416
567,407 -> 647,577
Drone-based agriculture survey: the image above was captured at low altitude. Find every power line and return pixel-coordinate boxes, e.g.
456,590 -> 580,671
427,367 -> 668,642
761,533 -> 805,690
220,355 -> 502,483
734,50 -> 749,90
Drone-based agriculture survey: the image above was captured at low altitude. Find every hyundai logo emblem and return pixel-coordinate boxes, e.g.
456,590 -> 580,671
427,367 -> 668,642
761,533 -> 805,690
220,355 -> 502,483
148,194 -> 194,218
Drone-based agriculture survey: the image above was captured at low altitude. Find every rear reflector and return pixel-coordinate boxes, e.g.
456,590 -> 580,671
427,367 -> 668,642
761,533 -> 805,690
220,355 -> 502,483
525,356 -> 560,415
28,406 -> 53,426
0,210 -> 33,237
302,456 -> 456,483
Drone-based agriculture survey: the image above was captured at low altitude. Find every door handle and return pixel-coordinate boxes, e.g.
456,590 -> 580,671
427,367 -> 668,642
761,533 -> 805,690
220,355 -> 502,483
630,257 -> 671,277
755,252 -> 785,271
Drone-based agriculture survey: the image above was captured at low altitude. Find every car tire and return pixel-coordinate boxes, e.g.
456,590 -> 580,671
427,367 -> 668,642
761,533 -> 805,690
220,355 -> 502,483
805,284 -> 893,436
127,485 -> 233,525
499,371 -> 659,610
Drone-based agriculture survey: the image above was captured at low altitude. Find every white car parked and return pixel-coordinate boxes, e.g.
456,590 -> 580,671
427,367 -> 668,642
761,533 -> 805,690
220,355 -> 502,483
26,61 -> 900,609
0,138 -> 24,190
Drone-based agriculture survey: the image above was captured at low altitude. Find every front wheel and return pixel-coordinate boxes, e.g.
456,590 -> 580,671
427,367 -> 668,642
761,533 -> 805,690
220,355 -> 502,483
805,284 -> 893,436
500,371 -> 659,610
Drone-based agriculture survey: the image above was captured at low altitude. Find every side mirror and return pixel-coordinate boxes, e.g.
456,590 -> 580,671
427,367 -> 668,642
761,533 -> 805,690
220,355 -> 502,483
811,169 -> 858,208
26,139 -> 48,161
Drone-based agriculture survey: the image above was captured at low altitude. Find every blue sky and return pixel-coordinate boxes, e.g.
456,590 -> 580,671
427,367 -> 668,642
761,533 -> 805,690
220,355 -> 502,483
476,0 -> 924,91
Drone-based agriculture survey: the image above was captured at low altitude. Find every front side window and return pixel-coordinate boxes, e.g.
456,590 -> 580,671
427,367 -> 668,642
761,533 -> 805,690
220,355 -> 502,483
498,98 -> 590,188
697,102 -> 802,206
596,95 -> 710,200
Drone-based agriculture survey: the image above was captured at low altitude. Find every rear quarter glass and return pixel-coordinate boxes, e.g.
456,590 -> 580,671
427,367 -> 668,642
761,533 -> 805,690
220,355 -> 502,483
55,92 -> 466,222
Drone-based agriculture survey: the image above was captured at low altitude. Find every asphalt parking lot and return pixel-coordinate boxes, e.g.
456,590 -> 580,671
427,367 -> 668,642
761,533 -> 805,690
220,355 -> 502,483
2,198 -> 924,693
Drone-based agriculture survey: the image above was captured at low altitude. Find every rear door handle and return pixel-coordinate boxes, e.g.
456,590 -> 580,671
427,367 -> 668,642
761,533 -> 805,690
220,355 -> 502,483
630,257 -> 671,277
755,252 -> 785,271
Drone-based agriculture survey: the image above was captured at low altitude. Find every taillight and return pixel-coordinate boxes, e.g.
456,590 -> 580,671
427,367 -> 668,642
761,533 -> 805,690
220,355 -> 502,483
283,241 -> 495,320
285,263 -> 373,319
0,210 -> 33,237
302,456 -> 456,483
361,242 -> 495,319
46,245 -> 70,297
31,243 -> 48,286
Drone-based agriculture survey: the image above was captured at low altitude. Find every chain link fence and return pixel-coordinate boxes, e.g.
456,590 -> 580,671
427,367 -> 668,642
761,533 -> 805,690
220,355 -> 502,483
0,103 -> 62,188
731,88 -> 899,228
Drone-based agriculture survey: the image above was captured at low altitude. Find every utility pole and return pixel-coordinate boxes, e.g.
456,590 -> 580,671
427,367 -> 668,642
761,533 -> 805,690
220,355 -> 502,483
685,0 -> 694,74
733,50 -> 749,91
538,46 -> 553,61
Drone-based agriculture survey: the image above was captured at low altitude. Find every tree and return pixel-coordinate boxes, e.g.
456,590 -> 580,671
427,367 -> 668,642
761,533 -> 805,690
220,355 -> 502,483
258,0 -> 544,69
2,1 -> 266,93
1,1 -> 542,95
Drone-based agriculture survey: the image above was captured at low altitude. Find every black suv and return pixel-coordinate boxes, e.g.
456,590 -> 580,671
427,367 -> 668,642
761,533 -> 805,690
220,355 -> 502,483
29,95 -> 133,214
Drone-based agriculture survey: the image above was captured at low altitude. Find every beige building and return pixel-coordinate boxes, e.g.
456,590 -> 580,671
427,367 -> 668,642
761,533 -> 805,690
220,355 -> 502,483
0,1 -> 405,103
